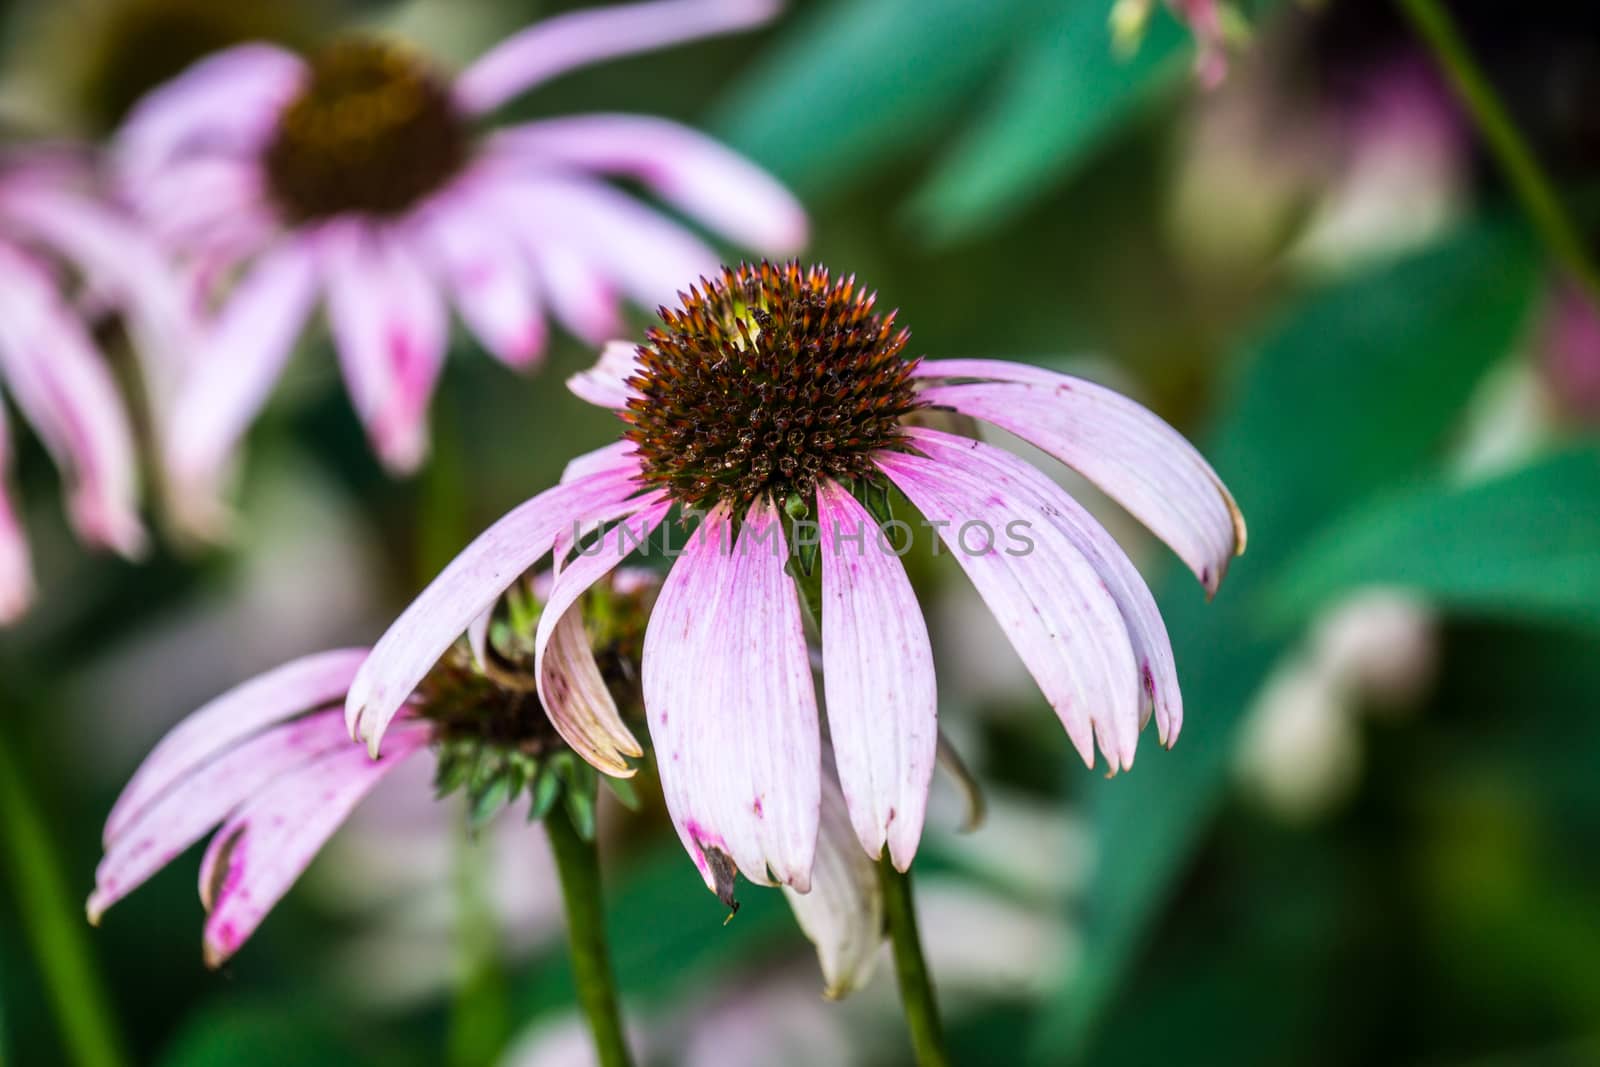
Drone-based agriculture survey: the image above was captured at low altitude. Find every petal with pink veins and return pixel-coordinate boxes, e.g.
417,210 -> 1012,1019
533,496 -> 671,774
907,427 -> 1184,746
90,709 -> 352,923
199,725 -> 430,967
913,359 -> 1246,595
346,463 -> 649,755
815,478 -> 936,869
455,0 -> 780,116
876,447 -> 1142,771
490,115 -> 806,254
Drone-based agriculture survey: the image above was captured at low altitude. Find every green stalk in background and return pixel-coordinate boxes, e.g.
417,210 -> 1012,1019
1399,0 -> 1600,306
543,806 -> 634,1067
0,729 -> 126,1067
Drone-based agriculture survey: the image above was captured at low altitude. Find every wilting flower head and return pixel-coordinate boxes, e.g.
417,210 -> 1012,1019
346,262 -> 1246,909
0,144 -> 190,623
115,0 -> 805,532
90,570 -> 655,965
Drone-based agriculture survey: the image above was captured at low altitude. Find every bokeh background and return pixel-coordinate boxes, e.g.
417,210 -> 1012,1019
2,0 -> 1599,1064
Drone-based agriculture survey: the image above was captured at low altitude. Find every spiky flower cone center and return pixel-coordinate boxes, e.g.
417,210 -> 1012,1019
625,262 -> 924,511
262,37 -> 468,222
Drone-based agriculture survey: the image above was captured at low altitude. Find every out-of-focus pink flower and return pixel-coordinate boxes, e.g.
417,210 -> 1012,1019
0,146 -> 190,622
346,263 -> 1245,911
1540,281 -> 1600,424
115,0 -> 805,533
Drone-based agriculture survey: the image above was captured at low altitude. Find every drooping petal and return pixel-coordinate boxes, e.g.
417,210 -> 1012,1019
165,236 -> 320,534
0,404 -> 33,625
421,194 -> 547,368
913,359 -> 1246,594
560,440 -> 641,485
907,428 -> 1184,745
322,224 -> 449,473
783,760 -> 882,999
455,0 -> 780,116
199,725 -> 429,967
522,239 -> 621,345
493,174 -> 718,310
104,649 -> 369,843
346,463 -> 647,754
0,183 -> 198,392
566,341 -> 641,411
0,243 -> 145,556
533,496 -> 670,775
876,448 -> 1142,770
644,501 -> 821,899
490,115 -> 806,254
815,478 -> 936,869
89,709 -> 351,923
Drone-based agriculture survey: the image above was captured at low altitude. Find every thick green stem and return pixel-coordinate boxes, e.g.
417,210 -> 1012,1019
0,730 -> 126,1067
878,857 -> 950,1067
544,808 -> 633,1067
1398,0 -> 1600,306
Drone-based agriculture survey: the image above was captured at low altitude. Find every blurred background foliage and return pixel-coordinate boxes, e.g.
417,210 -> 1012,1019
2,0 -> 1599,1064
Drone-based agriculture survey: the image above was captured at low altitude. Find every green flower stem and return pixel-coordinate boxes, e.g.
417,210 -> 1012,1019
879,857 -> 951,1067
446,831 -> 509,1067
0,730 -> 126,1067
544,807 -> 634,1067
1399,0 -> 1600,306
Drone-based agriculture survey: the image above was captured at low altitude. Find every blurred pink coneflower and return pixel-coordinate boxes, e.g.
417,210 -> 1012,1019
346,262 -> 1246,908
115,0 -> 806,531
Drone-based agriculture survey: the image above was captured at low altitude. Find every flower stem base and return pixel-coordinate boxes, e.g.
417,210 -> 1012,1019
544,806 -> 634,1067
879,857 -> 951,1067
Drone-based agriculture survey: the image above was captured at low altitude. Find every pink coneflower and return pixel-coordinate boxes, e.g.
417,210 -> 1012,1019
0,145 -> 184,622
90,571 -> 656,965
346,262 -> 1246,907
115,0 -> 805,529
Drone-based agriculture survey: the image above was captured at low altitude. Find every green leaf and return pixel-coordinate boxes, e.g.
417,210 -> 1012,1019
710,0 -> 1046,199
908,0 -> 1188,242
1030,219 -> 1540,1060
1268,447 -> 1600,630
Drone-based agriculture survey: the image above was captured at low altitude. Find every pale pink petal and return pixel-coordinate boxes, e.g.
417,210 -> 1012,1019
908,428 -> 1184,746
493,174 -> 718,311
104,649 -> 369,844
490,115 -> 806,253
200,725 -> 429,967
124,156 -> 273,260
422,197 -> 547,368
455,0 -> 780,116
567,341 -> 642,411
89,709 -> 351,923
876,447 -> 1142,771
914,359 -> 1246,594
0,244 -> 145,556
644,501 -> 820,899
815,478 -> 936,869
346,463 -> 647,754
115,44 -> 303,185
0,183 -> 198,391
0,405 -> 33,625
560,440 -> 640,485
783,756 -> 882,999
521,238 -> 621,345
322,225 -> 449,472
165,236 -> 320,533
533,497 -> 671,774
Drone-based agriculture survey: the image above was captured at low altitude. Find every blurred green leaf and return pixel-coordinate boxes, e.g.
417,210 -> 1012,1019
157,1000 -> 376,1067
1269,447 -> 1600,630
1032,218 -> 1540,1060
908,0 -> 1187,242
711,0 -> 1048,199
